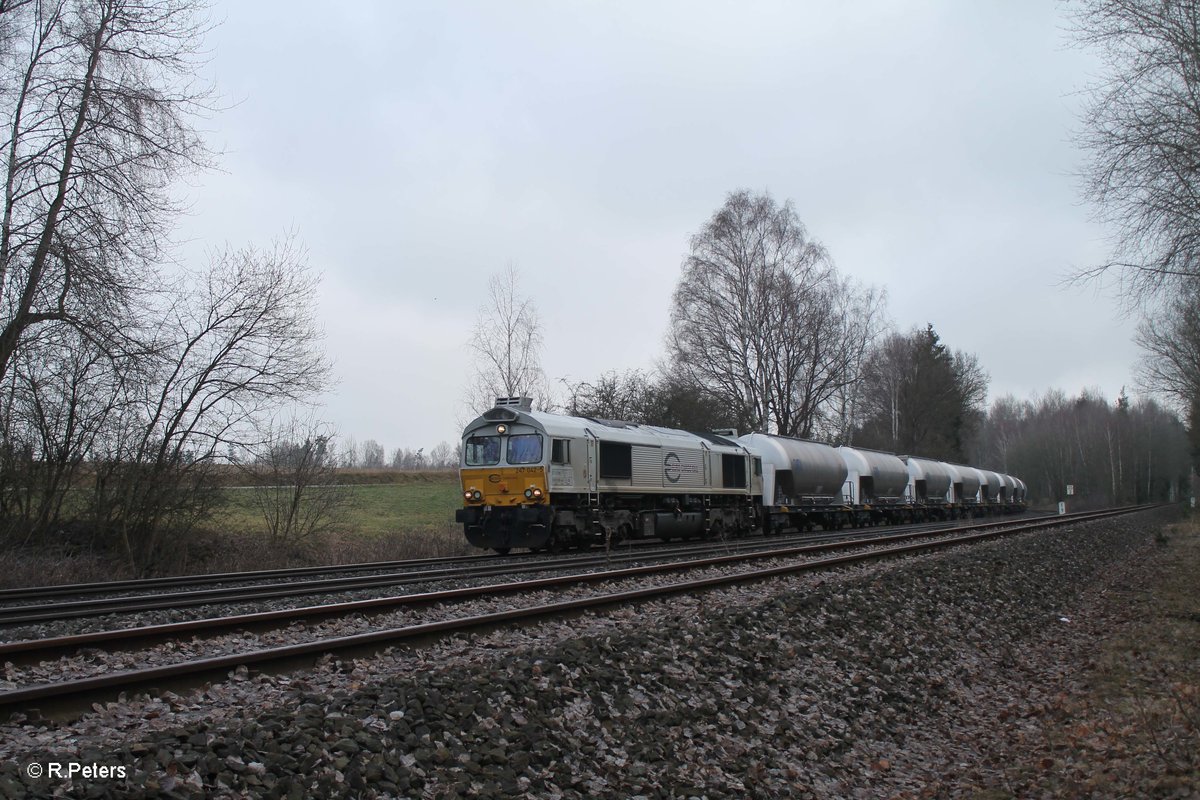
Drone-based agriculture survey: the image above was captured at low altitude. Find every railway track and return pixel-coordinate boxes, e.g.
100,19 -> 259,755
0,513 -> 1021,606
0,512 -> 1054,629
0,511 -> 1066,661
0,505 -> 1152,718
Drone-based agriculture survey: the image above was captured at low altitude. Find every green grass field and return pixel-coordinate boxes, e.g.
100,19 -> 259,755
215,471 -> 463,538
0,471 -> 471,587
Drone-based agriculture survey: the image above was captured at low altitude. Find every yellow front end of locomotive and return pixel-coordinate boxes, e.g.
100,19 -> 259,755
461,466 -> 549,507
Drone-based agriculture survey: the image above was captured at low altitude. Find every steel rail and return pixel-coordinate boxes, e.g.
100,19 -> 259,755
0,511 -> 1054,626
0,511 -> 1085,661
0,509 -> 1052,604
0,504 -> 1156,715
0,551 -> 500,602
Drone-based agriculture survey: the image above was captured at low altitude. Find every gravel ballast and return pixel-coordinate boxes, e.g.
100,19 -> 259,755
0,510 -> 1186,798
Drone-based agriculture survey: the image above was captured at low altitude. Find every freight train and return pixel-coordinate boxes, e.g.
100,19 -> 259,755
455,397 -> 1026,554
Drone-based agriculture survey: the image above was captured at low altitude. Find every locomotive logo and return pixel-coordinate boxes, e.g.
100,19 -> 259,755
664,452 -> 681,483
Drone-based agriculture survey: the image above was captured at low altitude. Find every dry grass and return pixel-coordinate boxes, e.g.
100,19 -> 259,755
214,466 -> 457,486
0,547 -> 133,589
1081,518 -> 1200,790
1006,515 -> 1200,796
329,468 -> 458,485
0,523 -> 473,588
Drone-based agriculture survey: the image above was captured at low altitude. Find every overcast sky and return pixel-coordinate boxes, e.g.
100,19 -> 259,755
174,1 -> 1131,454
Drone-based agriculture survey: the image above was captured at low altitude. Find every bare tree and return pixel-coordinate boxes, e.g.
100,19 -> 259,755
668,190 -> 886,437
0,0 -> 215,383
972,394 -> 1030,473
563,369 -> 657,422
0,321 -> 124,540
341,437 -> 359,468
993,388 -> 1189,505
855,325 -> 988,462
360,438 -> 385,468
389,446 -> 426,470
562,368 -> 734,432
854,333 -> 913,449
91,238 -> 331,572
805,276 -> 889,442
1135,285 -> 1200,415
428,440 -> 455,469
464,264 -> 548,415
243,416 -> 347,544
1070,0 -> 1200,302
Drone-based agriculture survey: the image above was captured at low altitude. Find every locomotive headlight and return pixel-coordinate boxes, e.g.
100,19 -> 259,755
496,424 -> 507,434
523,488 -> 533,499
464,490 -> 473,501
464,489 -> 482,502
532,487 -> 543,499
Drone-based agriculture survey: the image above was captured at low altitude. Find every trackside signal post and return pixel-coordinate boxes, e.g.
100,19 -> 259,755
1059,483 -> 1074,515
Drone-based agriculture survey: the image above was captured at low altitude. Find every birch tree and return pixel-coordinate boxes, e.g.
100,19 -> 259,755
667,189 -> 886,437
465,264 -> 548,413
0,0 -> 214,382
1135,282 -> 1200,413
1070,0 -> 1200,300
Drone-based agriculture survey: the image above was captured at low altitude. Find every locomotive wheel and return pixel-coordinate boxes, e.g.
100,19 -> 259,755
493,547 -> 511,555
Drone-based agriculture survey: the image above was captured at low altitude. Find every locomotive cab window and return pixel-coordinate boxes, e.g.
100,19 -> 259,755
507,434 -> 543,465
551,439 -> 570,464
465,435 -> 501,466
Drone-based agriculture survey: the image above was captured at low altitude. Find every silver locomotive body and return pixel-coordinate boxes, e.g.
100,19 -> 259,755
457,398 -> 761,553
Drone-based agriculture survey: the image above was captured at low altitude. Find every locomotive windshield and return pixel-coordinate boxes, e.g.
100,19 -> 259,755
464,435 -> 501,466
507,434 -> 543,464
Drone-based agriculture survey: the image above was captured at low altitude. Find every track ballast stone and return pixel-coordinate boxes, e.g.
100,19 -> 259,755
0,512 -> 1172,798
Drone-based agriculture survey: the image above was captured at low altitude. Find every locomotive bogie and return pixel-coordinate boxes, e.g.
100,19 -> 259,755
457,504 -> 552,553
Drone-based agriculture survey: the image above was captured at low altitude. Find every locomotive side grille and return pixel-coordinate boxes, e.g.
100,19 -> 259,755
631,446 -> 660,484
